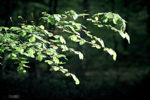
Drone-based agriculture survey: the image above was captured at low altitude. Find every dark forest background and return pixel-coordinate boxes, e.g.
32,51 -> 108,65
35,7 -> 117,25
0,0 -> 150,100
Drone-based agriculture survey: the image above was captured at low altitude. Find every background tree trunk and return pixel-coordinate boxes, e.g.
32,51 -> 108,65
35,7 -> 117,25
76,0 -> 90,79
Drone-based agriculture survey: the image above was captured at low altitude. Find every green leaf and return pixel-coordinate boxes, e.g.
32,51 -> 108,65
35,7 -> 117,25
69,35 -> 77,41
49,66 -> 57,71
5,54 -> 11,60
45,60 -> 53,65
116,18 -> 123,25
65,73 -> 71,77
95,44 -> 101,49
60,45 -> 68,51
54,14 -> 61,22
69,10 -> 78,20
53,56 -> 59,64
79,39 -> 85,45
10,27 -> 21,31
60,36 -> 66,44
78,52 -> 83,60
104,48 -> 117,61
17,66 -> 26,74
21,61 -> 29,64
36,55 -> 43,62
97,38 -> 105,48
119,30 -> 125,38
27,48 -> 35,57
12,53 -> 17,57
29,36 -> 36,42
113,17 -> 117,24
53,46 -> 58,49
91,40 -> 96,44
48,16 -> 57,25
95,17 -> 99,21
19,31 -> 26,37
54,67 -> 60,71
50,66 -> 59,71
57,54 -> 68,60
125,32 -> 130,44
101,16 -> 108,23
39,25 -> 45,30
71,74 -> 80,85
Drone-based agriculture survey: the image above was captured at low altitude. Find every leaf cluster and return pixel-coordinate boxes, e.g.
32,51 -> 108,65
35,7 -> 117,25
0,10 -> 130,85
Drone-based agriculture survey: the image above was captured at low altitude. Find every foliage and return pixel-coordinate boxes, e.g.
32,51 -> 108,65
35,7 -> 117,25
0,10 -> 130,85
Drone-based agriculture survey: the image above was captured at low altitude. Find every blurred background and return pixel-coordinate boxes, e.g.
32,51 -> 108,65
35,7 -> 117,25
0,0 -> 150,99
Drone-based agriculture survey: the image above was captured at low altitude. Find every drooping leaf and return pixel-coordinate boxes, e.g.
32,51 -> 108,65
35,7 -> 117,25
119,30 -> 125,38
60,36 -> 66,44
97,38 -> 105,48
125,32 -> 130,44
78,52 -> 83,60
71,73 -> 80,85
104,48 -> 117,61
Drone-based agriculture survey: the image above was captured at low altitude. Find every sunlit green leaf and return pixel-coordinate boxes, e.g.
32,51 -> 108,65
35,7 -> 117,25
97,38 -> 105,48
21,61 -> 29,64
19,31 -> 26,37
57,54 -> 68,60
45,60 -> 53,65
10,27 -> 21,31
95,17 -> 99,21
36,55 -> 43,62
29,36 -> 36,42
125,32 -> 130,44
65,73 -> 71,77
78,52 -> 83,60
54,14 -> 61,21
79,39 -> 85,45
71,74 -> 80,85
53,56 -> 59,64
119,30 -> 125,38
104,48 -> 117,61
60,36 -> 66,44
12,53 -> 17,57
39,25 -> 45,30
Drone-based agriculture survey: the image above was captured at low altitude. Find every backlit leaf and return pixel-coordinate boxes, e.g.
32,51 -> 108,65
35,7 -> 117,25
125,32 -> 130,44
71,74 -> 80,85
29,36 -> 36,42
36,55 -> 43,62
78,52 -> 83,60
45,60 -> 53,65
